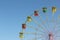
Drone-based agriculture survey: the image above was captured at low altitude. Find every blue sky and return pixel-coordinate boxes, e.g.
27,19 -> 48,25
0,0 -> 60,40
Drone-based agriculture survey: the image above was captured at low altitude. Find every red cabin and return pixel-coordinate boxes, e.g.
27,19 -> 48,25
22,24 -> 26,29
34,11 -> 38,16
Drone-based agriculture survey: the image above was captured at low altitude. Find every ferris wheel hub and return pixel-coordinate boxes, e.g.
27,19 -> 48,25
49,32 -> 54,40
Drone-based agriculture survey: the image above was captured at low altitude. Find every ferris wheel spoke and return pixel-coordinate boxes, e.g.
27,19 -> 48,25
39,15 -> 49,33
26,36 -> 46,40
55,36 -> 60,38
54,21 -> 60,34
52,15 -> 58,33
52,15 -> 55,31
27,36 -> 46,40
54,26 -> 60,32
55,30 -> 60,34
54,29 -> 60,36
39,15 -> 46,26
44,14 -> 50,32
56,15 -> 60,24
24,32 -> 46,36
32,18 -> 48,34
23,32 -> 36,34
37,37 -> 46,40
27,25 -> 46,34
53,16 -> 60,35
26,34 -> 45,40
54,36 -> 60,40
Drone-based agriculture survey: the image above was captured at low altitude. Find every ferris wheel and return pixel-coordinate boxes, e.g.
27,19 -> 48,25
19,6 -> 60,40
